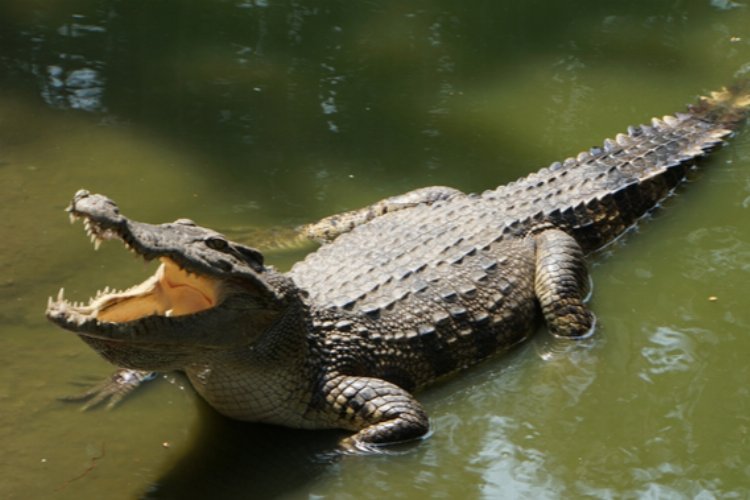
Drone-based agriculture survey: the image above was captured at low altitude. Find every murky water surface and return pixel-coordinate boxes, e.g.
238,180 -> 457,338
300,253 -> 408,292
2,1 -> 750,498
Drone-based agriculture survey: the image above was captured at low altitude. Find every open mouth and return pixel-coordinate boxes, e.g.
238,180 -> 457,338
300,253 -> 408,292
46,209 -> 222,330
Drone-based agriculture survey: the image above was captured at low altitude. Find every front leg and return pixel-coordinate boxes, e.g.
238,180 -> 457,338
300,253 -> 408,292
533,228 -> 595,338
61,368 -> 157,410
320,375 -> 429,452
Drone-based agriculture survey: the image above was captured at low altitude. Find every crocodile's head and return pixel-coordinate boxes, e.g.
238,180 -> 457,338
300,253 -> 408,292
46,190 -> 295,371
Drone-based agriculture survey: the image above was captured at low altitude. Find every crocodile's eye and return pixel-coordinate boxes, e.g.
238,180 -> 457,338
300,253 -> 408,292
205,237 -> 229,250
174,218 -> 196,226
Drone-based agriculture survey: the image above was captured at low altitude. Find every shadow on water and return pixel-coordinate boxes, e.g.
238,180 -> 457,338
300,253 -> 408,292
144,398 -> 343,500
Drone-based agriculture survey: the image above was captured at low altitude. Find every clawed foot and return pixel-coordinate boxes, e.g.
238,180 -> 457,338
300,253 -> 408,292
549,311 -> 597,340
60,369 -> 156,410
338,433 -> 429,456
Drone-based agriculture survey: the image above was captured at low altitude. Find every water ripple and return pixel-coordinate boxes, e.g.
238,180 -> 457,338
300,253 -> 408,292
639,326 -> 698,382
472,416 -> 562,499
682,227 -> 750,280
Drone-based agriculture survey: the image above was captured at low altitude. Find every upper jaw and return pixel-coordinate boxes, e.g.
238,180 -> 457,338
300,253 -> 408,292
67,189 -> 126,251
63,190 -> 283,305
66,190 -> 265,279
67,189 -> 215,270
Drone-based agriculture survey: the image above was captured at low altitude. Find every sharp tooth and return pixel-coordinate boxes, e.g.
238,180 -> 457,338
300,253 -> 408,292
93,238 -> 102,251
69,213 -> 77,224
48,296 -> 53,308
165,309 -> 173,317
57,288 -> 65,302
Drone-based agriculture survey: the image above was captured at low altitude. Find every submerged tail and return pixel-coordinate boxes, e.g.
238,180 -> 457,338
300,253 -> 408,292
485,79 -> 750,252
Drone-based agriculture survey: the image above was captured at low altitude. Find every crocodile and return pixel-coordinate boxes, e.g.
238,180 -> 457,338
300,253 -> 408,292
46,83 -> 750,451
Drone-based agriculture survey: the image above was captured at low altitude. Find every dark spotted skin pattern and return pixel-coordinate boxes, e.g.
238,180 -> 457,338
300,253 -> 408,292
52,86 -> 749,451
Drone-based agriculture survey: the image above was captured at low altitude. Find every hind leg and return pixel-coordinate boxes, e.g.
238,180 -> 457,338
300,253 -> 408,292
533,228 -> 595,338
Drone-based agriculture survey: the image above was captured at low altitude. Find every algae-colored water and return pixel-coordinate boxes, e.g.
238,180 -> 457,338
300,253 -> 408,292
2,1 -> 750,498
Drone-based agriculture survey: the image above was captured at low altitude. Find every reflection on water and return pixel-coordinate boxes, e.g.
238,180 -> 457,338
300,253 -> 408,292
1,0 -> 750,498
711,0 -> 744,11
43,66 -> 106,112
27,11 -> 111,114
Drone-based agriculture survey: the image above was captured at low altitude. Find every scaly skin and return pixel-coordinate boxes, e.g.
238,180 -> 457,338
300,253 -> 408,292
46,84 -> 749,451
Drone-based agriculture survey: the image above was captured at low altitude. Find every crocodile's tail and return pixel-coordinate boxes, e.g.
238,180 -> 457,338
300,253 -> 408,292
486,79 -> 750,253
577,80 -> 750,250
688,80 -> 750,131
570,80 -> 750,250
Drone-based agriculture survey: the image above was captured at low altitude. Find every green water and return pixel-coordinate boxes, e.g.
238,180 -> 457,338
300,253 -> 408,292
2,1 -> 750,498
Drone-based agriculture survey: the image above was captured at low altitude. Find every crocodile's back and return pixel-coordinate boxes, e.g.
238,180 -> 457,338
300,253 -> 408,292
291,85 -> 749,311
